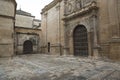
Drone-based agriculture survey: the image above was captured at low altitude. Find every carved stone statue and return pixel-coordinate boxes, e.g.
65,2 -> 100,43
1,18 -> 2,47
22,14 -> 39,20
76,0 -> 82,10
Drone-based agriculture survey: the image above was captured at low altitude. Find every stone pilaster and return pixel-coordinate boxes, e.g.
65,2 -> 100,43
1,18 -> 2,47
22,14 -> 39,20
92,10 -> 99,58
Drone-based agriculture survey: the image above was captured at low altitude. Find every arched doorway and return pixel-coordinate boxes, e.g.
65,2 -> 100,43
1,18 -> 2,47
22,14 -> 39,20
73,25 -> 88,57
23,40 -> 33,54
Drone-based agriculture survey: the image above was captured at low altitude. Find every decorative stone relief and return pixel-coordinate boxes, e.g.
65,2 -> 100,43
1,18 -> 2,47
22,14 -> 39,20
65,0 -> 94,15
66,0 -> 74,14
81,0 -> 92,7
76,0 -> 82,10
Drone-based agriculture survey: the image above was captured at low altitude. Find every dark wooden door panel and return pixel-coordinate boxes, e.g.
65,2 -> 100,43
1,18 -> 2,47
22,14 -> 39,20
73,25 -> 88,57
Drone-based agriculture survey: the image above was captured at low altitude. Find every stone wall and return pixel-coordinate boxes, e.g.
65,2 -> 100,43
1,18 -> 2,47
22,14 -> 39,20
98,0 -> 120,60
15,14 -> 34,28
41,0 -> 64,55
0,0 -> 16,57
33,19 -> 41,29
15,27 -> 41,54
16,33 -> 39,54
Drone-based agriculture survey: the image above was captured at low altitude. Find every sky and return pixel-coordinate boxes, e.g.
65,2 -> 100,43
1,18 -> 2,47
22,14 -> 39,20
16,0 -> 53,19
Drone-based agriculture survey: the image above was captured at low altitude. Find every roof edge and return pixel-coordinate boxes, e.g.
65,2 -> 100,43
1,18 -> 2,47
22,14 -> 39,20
41,0 -> 62,14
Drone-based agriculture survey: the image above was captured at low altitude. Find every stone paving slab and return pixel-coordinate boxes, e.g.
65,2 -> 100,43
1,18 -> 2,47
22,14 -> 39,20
0,54 -> 120,80
88,70 -> 115,80
105,71 -> 120,80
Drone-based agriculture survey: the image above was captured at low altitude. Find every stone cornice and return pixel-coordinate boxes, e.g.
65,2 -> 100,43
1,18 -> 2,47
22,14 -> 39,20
16,32 -> 39,36
41,0 -> 62,14
16,13 -> 35,18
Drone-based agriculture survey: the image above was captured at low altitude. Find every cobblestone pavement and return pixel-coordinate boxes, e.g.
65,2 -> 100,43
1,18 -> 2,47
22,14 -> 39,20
0,54 -> 120,80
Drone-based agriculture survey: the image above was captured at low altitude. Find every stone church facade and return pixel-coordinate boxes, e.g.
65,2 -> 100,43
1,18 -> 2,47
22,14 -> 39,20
41,0 -> 120,60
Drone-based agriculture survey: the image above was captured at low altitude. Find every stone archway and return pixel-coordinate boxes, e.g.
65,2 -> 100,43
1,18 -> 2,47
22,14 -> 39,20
23,40 -> 33,54
73,25 -> 89,57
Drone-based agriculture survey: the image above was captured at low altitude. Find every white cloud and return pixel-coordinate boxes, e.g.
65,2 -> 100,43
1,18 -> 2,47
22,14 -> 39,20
16,0 -> 53,19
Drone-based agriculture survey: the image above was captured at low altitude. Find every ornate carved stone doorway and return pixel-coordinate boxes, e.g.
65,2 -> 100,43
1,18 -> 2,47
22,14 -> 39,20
23,40 -> 33,54
73,25 -> 89,57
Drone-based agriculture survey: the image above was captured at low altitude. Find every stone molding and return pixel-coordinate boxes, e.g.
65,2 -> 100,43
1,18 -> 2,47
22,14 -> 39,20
109,38 -> 120,43
0,14 -> 15,19
0,43 -> 13,45
15,26 -> 41,31
16,32 -> 39,35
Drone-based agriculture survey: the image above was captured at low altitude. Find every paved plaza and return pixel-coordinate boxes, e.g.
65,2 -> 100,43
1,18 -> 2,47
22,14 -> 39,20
0,54 -> 120,80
